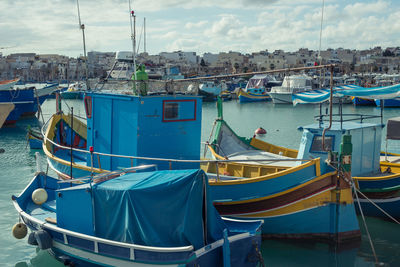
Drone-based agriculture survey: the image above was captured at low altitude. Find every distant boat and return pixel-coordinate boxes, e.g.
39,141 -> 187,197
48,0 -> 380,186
60,82 -> 86,99
0,103 -> 14,128
0,78 -> 20,90
238,74 -> 279,103
198,81 -> 224,101
268,75 -> 314,104
0,83 -> 58,125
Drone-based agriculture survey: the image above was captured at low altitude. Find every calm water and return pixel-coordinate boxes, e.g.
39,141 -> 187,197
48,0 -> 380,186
1,98 -> 400,266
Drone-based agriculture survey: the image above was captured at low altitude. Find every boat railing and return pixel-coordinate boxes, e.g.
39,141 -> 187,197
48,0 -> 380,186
315,113 -> 382,124
41,116 -> 312,180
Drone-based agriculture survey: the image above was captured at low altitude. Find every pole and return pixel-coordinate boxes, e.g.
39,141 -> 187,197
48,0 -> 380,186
70,107 -> 74,179
76,0 -> 89,90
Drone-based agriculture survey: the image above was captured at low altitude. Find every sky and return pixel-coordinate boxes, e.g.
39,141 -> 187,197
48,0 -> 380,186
0,0 -> 399,57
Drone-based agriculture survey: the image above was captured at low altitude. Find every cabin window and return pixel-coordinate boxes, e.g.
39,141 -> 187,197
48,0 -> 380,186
162,100 -> 197,122
164,102 -> 178,119
310,135 -> 334,152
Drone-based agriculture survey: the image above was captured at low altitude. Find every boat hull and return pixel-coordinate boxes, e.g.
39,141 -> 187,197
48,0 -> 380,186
268,92 -> 293,104
238,90 -> 270,103
375,98 -> 400,107
0,103 -> 14,128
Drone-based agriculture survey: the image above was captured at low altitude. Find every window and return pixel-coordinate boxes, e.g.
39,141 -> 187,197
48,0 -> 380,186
164,102 -> 178,119
310,135 -> 334,152
162,99 -> 197,122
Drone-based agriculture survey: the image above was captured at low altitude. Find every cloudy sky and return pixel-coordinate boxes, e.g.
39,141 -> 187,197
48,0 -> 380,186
0,0 -> 399,57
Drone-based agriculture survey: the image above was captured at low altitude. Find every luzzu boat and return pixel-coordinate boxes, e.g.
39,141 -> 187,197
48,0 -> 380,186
203,100 -> 360,242
238,88 -> 270,103
237,74 -> 279,103
42,93 -> 360,243
12,168 -> 264,266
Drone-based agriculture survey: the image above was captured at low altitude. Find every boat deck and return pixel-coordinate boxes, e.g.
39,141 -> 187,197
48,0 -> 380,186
380,155 -> 400,164
226,150 -> 300,167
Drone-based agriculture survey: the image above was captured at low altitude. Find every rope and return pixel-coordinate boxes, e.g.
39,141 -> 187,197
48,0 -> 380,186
203,120 -> 217,158
352,181 -> 379,264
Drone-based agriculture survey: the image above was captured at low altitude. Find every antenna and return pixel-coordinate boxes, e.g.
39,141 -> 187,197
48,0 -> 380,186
76,0 -> 90,90
129,0 -> 137,83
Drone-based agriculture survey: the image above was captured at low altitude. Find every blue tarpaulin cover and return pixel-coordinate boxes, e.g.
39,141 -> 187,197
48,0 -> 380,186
92,169 -> 226,249
292,83 -> 400,105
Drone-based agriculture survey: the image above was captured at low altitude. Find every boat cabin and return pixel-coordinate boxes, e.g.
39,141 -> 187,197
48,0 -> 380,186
84,92 -> 202,171
297,121 -> 383,176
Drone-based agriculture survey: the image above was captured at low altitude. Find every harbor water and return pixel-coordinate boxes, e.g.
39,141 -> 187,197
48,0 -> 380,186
1,98 -> 400,266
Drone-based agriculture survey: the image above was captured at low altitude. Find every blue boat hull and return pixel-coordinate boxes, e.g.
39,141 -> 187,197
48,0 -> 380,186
375,98 -> 400,107
351,97 -> 375,106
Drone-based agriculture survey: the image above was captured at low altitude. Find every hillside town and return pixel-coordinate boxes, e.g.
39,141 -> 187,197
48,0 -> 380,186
1,46 -> 400,83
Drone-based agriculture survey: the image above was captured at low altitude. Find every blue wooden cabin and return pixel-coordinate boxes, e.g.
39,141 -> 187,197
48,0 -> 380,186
84,93 -> 202,171
297,121 -> 383,176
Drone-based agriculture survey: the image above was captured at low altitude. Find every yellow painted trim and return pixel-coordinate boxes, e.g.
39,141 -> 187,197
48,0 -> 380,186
235,187 -> 352,218
249,138 -> 298,158
354,172 -> 400,181
214,171 -> 337,205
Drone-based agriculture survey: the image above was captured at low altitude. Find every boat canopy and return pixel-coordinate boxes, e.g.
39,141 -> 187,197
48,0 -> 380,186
292,83 -> 400,105
92,169 -> 226,249
246,74 -> 276,89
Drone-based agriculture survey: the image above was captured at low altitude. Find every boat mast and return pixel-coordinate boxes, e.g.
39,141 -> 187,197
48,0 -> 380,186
318,0 -> 325,88
129,0 -> 137,83
76,0 -> 89,90
144,17 -> 146,53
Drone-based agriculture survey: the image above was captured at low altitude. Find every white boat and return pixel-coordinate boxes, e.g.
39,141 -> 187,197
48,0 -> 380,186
0,103 -> 14,128
269,75 -> 314,104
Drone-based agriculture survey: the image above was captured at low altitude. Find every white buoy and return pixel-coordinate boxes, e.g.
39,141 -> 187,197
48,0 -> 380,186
12,222 -> 27,239
32,188 -> 48,205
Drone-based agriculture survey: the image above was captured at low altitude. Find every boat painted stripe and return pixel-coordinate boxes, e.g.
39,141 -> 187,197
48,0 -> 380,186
358,195 -> 400,203
230,186 -> 337,217
214,171 -> 336,205
354,172 -> 400,182
214,177 -> 337,215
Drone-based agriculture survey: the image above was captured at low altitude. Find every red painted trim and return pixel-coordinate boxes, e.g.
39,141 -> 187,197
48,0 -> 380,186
84,96 -> 92,118
162,99 -> 197,122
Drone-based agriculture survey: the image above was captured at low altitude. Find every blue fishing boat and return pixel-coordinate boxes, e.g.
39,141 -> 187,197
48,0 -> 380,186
0,83 -> 58,125
12,168 -> 263,266
203,100 -> 360,242
375,98 -> 400,107
42,92 -> 360,243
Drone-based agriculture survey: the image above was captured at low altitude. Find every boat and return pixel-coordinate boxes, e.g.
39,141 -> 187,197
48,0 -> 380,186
0,103 -> 14,128
237,89 -> 270,102
0,78 -> 20,90
0,83 -> 58,125
60,82 -> 86,99
203,100 -> 360,242
375,97 -> 400,107
198,81 -> 224,102
268,75 -> 314,104
27,126 -> 43,149
41,89 -> 361,243
238,74 -> 280,103
351,96 -> 375,106
12,168 -> 264,266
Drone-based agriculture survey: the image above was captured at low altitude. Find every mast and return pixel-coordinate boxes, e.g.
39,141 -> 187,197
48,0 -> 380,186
318,0 -> 325,88
144,17 -> 146,53
129,0 -> 137,82
76,0 -> 89,90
